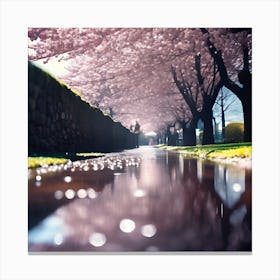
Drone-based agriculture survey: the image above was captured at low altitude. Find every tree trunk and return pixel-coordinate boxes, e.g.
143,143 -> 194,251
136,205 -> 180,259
202,110 -> 214,145
220,90 -> 226,141
221,112 -> 225,141
182,118 -> 197,146
241,92 -> 252,142
225,81 -> 251,142
200,29 -> 252,143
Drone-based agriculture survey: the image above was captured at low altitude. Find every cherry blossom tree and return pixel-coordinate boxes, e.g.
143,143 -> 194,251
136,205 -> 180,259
171,53 -> 222,145
160,92 -> 192,145
28,28 -> 251,143
194,54 -> 223,144
200,28 -> 252,142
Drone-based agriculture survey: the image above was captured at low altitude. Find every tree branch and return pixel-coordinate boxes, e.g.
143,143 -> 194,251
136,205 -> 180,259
171,66 -> 199,116
210,80 -> 223,108
207,61 -> 217,96
200,28 -> 243,100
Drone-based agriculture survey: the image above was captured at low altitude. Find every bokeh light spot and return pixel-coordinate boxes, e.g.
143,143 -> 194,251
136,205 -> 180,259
54,233 -> 64,245
35,175 -> 42,181
89,232 -> 106,247
64,176 -> 72,183
65,189 -> 75,199
87,188 -> 97,199
141,224 -> 157,237
54,190 -> 64,200
233,183 -> 242,192
77,188 -> 87,199
119,219 -> 135,233
134,189 -> 146,198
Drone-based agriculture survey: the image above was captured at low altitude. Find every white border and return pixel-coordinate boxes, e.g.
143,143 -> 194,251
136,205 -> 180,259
1,0 -> 280,279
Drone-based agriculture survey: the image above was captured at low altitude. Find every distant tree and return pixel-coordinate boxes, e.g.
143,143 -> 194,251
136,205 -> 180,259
225,122 -> 244,143
163,93 -> 193,145
171,66 -> 200,146
213,87 -> 240,141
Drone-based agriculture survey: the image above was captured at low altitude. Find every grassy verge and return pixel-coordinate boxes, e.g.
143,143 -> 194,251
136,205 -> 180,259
157,142 -> 252,160
28,157 -> 69,168
76,152 -> 105,157
28,152 -> 106,168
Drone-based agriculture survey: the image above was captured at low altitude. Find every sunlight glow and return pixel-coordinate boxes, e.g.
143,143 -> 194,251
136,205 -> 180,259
145,131 -> 157,137
33,57 -> 69,78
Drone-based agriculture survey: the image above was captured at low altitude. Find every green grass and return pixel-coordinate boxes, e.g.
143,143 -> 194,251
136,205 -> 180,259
28,157 -> 69,168
76,152 -> 105,157
155,144 -> 166,148
28,151 -> 106,168
158,142 -> 252,159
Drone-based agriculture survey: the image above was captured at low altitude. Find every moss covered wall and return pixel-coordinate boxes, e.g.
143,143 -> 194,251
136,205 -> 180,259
28,62 -> 134,154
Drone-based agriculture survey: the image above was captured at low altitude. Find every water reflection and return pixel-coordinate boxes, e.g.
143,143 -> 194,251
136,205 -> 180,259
214,165 -> 245,208
35,175 -> 42,181
54,233 -> 64,245
28,147 -> 251,252
134,189 -> 146,198
28,216 -> 64,246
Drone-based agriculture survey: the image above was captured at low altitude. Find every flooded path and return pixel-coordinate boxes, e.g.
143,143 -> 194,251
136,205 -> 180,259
28,146 -> 251,252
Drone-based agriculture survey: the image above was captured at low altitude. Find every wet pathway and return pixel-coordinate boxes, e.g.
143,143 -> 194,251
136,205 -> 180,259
28,146 -> 251,252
